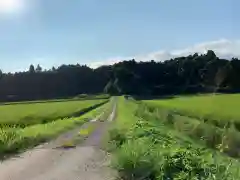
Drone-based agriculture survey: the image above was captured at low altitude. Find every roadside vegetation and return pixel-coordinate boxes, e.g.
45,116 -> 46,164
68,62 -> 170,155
0,97 -> 109,159
108,96 -> 240,180
144,94 -> 240,158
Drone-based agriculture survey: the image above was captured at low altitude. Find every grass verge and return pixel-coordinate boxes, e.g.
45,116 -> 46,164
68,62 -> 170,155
108,97 -> 240,180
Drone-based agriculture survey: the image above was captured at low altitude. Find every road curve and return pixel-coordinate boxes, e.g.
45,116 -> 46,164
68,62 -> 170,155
0,103 -> 116,180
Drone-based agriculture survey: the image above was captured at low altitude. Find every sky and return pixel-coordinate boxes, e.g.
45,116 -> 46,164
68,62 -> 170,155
0,0 -> 238,72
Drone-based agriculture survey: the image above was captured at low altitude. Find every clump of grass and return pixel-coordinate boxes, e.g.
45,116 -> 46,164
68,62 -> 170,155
78,123 -> 96,136
112,138 -> 158,180
0,128 -> 18,155
60,140 -> 76,149
79,128 -> 90,136
108,127 -> 127,150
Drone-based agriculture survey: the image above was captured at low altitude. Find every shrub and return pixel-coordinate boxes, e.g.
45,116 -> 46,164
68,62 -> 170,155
112,138 -> 159,180
108,127 -> 127,150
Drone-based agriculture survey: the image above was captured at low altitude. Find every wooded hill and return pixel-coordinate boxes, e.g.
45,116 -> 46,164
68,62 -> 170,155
0,50 -> 239,101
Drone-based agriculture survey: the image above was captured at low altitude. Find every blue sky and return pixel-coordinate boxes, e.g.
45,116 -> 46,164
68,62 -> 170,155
0,0 -> 238,72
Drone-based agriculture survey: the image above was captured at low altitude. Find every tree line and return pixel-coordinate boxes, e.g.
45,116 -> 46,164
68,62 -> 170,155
0,50 -> 239,102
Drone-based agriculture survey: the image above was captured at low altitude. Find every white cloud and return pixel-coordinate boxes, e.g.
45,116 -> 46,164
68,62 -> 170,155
89,39 -> 240,68
88,57 -> 133,69
7,39 -> 238,72
170,39 -> 240,58
0,0 -> 26,14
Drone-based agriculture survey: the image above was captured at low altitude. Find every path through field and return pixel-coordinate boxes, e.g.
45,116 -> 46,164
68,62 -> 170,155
0,103 -> 116,180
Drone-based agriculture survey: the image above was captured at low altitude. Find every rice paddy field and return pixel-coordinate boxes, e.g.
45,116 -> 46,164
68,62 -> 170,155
0,98 -> 107,127
0,96 -> 110,158
144,94 -> 240,122
140,94 -> 240,153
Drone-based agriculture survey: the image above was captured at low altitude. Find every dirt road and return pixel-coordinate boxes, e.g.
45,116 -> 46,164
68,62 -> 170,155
0,103 -> 116,180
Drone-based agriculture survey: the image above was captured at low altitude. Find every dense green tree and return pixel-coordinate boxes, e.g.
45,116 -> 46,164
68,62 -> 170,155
0,50 -> 239,102
0,69 -> 3,79
36,64 -> 42,72
29,65 -> 35,73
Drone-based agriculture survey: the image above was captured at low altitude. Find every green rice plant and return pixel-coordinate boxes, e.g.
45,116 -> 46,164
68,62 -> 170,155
74,94 -> 110,100
0,99 -> 107,128
144,94 -> 240,131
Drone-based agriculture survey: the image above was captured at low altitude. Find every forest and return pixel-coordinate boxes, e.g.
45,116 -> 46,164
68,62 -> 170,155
0,50 -> 239,102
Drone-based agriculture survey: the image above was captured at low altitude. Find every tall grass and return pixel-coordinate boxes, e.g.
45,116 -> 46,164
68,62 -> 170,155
108,97 -> 240,180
